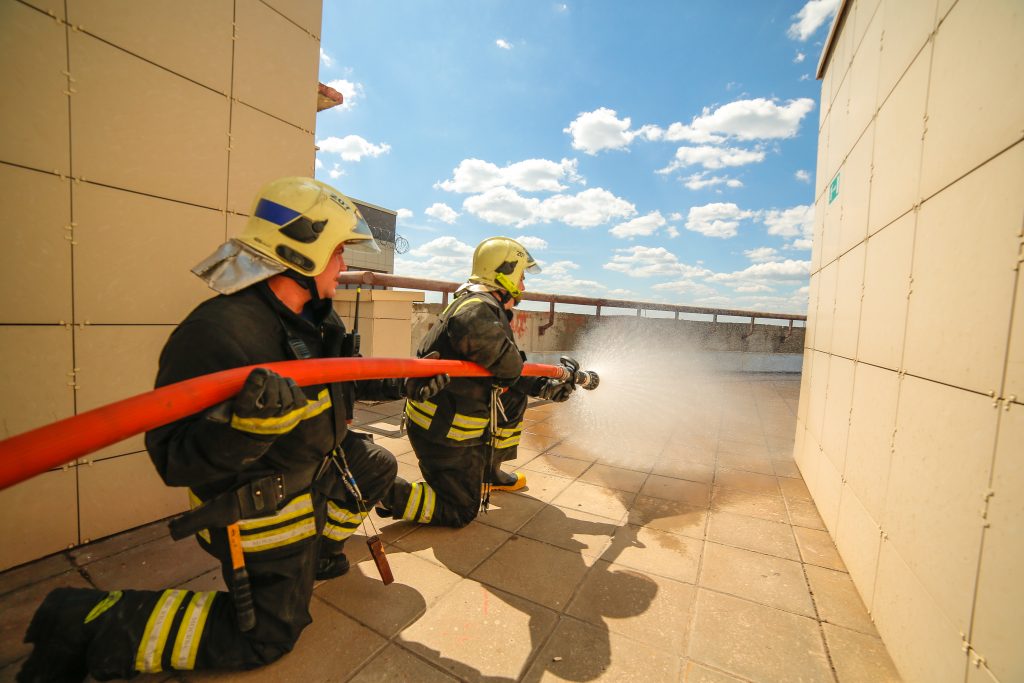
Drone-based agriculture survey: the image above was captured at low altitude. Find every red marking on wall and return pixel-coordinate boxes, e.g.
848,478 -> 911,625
510,311 -> 528,338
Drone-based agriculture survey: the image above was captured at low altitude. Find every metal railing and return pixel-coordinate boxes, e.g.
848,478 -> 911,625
336,271 -> 806,336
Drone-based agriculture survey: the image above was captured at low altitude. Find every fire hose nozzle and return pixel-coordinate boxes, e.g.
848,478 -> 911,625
557,355 -> 600,390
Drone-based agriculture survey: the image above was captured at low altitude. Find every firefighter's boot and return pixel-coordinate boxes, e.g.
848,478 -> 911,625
316,542 -> 350,580
489,467 -> 526,492
17,587 -> 117,683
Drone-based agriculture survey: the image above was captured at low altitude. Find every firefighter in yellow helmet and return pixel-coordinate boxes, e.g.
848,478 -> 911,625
379,236 -> 575,528
17,178 -> 448,681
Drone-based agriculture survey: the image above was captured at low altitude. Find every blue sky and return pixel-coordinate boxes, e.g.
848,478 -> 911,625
315,0 -> 840,314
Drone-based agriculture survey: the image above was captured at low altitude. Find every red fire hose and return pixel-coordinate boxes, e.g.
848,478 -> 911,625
0,358 -> 566,492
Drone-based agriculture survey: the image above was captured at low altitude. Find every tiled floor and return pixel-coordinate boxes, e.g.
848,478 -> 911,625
0,374 -> 902,682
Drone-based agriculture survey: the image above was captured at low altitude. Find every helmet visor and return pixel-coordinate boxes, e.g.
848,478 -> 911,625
344,211 -> 381,253
524,249 -> 541,274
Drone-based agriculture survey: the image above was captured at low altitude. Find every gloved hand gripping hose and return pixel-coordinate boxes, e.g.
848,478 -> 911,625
556,355 -> 600,390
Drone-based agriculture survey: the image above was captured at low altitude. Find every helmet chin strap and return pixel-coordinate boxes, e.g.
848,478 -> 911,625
280,269 -> 333,320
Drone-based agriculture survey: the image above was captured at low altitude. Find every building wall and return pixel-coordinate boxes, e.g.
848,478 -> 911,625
796,1 -> 1023,682
0,0 -> 323,570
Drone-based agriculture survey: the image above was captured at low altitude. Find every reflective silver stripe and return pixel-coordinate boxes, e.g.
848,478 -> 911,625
408,399 -> 437,416
405,402 -> 432,430
230,389 -> 332,435
171,592 -> 216,670
323,503 -> 367,542
402,482 -> 423,521
447,425 -> 486,441
239,516 -> 316,552
135,589 -> 188,673
451,412 -> 488,428
419,485 -> 436,523
237,494 -> 314,532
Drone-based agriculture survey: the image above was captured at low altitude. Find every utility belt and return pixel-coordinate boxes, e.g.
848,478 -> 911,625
169,467 -> 317,541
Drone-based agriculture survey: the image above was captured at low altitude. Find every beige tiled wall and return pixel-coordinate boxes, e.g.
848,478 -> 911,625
796,1 -> 1024,682
0,0 -> 322,570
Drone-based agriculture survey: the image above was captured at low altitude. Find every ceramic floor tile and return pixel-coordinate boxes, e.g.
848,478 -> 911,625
609,524 -> 702,583
710,486 -> 789,524
639,475 -> 711,506
577,463 -> 649,493
522,453 -> 592,479
474,491 -> 547,532
0,554 -> 75,598
627,495 -> 708,540
715,452 -> 775,475
551,481 -> 635,521
470,535 -> 590,610
521,432 -> 563,453
699,542 -> 815,617
316,550 -> 462,637
681,661 -> 747,682
392,521 -> 512,576
778,476 -> 813,502
348,643 -> 459,682
190,598 -> 386,681
649,457 -> 715,484
175,567 -> 226,593
794,526 -> 846,571
368,433 -> 415,458
517,505 -> 620,560
771,459 -> 802,478
714,468 -> 782,496
787,498 -> 827,530
566,561 -> 695,651
83,533 -> 220,592
822,623 -> 903,683
717,437 -> 769,455
545,439 -> 601,461
68,520 -> 169,565
503,446 -> 541,469
399,579 -> 558,681
523,420 -> 565,438
688,589 -> 833,683
805,565 -> 876,635
511,470 -> 575,504
706,510 -> 800,561
522,615 -> 683,682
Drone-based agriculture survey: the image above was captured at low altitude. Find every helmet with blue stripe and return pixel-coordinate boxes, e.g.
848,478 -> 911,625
237,177 -> 379,276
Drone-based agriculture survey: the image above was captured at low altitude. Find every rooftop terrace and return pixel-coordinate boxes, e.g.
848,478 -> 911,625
0,374 -> 901,682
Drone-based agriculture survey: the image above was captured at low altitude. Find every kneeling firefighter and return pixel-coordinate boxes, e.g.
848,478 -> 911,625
17,177 -> 448,682
379,236 -> 576,528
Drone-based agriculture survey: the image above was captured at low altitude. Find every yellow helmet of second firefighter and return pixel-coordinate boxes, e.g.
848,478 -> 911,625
236,176 -> 379,276
468,236 -> 541,301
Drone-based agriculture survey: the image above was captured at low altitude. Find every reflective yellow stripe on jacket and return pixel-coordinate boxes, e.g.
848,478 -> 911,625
405,398 -> 436,430
230,388 -> 332,435
323,501 -> 367,542
447,412 -> 488,441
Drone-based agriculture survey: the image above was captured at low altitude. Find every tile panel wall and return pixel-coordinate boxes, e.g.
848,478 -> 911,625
796,0 -> 1024,681
0,0 -> 323,571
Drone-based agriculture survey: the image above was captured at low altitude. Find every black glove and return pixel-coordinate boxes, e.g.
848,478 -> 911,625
232,368 -> 308,423
536,378 -> 574,403
404,374 -> 450,402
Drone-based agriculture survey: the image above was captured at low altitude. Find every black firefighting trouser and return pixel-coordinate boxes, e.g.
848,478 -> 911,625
383,428 -> 490,528
42,432 -> 396,680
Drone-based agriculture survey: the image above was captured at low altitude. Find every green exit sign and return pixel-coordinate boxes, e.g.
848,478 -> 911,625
829,173 -> 840,204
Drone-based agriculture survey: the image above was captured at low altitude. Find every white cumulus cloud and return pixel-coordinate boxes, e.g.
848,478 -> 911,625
682,172 -> 744,190
794,52 -> 806,63
436,158 -> 582,193
658,145 -> 766,173
664,98 -> 815,143
764,205 -> 814,237
316,135 -> 391,161
424,203 -> 460,224
685,202 -> 758,238
496,38 -> 512,50
609,211 -> 667,239
744,247 -> 780,263
396,236 -> 474,281
603,246 -> 709,279
789,237 -> 814,250
319,48 -> 334,67
463,187 -> 635,229
396,208 -> 413,220
516,236 -> 549,252
795,169 -> 811,182
788,0 -> 841,41
708,259 -> 811,284
563,107 -> 663,155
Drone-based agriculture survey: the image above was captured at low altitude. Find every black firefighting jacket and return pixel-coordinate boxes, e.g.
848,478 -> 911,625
145,283 -> 401,505
404,288 -> 543,447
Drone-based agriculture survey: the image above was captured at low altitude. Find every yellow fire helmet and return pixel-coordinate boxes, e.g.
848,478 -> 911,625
468,236 -> 541,302
236,176 -> 379,276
